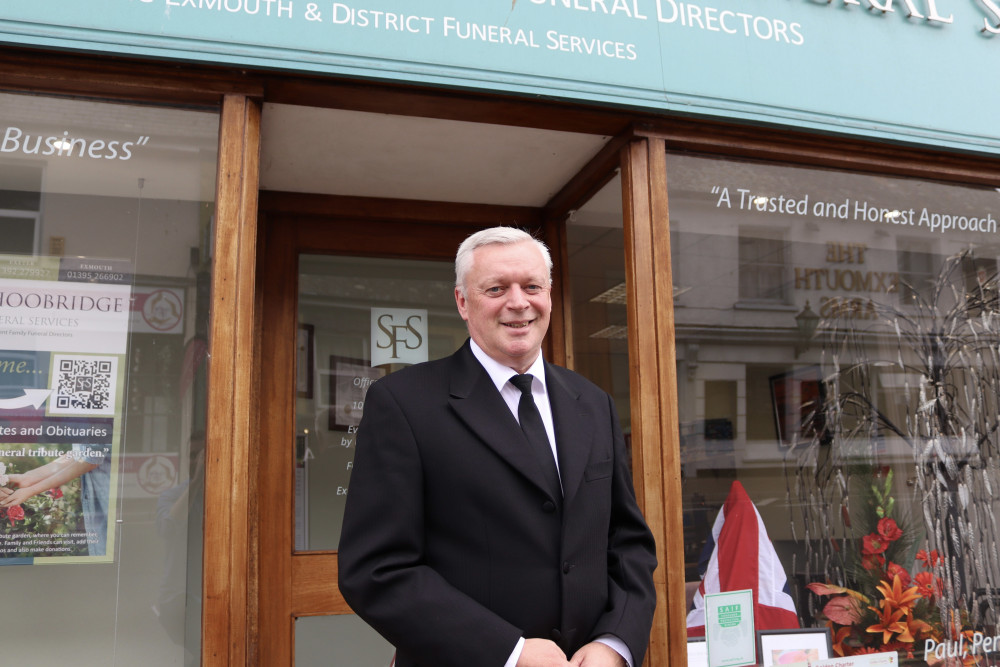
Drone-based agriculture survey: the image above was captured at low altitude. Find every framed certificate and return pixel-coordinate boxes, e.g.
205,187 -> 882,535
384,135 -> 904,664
705,589 -> 756,667
756,628 -> 832,667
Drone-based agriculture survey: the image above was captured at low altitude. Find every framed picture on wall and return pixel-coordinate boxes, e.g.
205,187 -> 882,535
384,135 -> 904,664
756,628 -> 832,667
296,324 -> 314,398
769,365 -> 828,448
328,356 -> 386,430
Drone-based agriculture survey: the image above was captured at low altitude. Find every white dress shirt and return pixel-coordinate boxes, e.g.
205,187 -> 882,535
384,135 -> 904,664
467,340 -> 633,667
470,340 -> 560,484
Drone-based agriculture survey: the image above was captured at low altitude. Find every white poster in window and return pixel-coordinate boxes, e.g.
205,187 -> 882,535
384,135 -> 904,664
370,307 -> 428,368
808,653 -> 897,667
0,254 -> 131,565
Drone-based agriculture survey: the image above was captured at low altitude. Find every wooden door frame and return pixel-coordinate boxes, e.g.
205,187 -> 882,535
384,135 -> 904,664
618,137 -> 681,667
254,202 -> 543,665
249,150 -> 681,665
203,94 -> 263,666
252,147 -> 683,664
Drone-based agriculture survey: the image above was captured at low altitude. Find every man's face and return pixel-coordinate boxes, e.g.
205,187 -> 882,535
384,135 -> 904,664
455,241 -> 552,373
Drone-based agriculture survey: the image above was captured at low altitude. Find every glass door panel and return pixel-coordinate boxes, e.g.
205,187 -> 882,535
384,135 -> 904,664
294,615 -> 394,667
294,254 -> 466,551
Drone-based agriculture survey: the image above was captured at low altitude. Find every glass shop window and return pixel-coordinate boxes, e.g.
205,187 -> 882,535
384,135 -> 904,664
0,92 -> 218,666
669,151 -> 1000,665
564,176 -> 632,438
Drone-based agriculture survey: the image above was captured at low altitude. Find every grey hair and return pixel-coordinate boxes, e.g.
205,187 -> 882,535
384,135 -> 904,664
455,227 -> 553,296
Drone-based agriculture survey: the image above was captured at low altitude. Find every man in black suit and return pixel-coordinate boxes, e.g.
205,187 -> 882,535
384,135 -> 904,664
338,227 -> 657,667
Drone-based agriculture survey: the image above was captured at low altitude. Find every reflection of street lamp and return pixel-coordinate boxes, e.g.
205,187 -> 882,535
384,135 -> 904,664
794,301 -> 820,357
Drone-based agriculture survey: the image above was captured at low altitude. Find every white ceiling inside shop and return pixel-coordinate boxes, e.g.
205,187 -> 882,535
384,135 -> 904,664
259,103 -> 612,208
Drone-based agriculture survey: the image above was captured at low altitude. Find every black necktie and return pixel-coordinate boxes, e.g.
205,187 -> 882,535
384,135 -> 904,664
510,374 -> 561,498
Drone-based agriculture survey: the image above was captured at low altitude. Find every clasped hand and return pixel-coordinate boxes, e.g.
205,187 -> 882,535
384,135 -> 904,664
517,639 -> 626,667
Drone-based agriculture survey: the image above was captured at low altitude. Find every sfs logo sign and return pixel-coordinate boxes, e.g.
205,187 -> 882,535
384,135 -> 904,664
371,308 -> 428,367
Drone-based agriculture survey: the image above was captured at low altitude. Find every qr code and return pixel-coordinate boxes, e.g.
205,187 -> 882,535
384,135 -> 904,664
50,355 -> 118,416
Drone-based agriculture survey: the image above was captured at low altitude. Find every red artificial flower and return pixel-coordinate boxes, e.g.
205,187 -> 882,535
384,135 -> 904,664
882,641 -> 911,655
917,549 -> 942,568
914,571 -> 939,599
886,562 -> 911,587
6,503 -> 24,526
807,582 -> 856,597
862,554 -> 887,570
877,518 -> 903,542
823,595 -> 864,625
45,487 -> 63,499
863,533 -> 890,556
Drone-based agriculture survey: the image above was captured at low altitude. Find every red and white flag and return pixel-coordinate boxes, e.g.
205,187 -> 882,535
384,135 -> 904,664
686,481 -> 799,636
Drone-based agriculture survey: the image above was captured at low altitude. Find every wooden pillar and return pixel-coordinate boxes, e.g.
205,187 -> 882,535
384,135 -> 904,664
203,94 -> 262,667
620,137 -> 686,667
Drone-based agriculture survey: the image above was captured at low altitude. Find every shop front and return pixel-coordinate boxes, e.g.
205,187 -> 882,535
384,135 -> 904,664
2,2 -> 1000,666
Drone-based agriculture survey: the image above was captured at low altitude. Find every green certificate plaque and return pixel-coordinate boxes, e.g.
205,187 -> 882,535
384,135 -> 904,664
706,589 -> 756,667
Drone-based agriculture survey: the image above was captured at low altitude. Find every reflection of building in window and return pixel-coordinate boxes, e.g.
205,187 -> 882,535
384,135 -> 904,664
0,163 -> 43,254
962,253 -> 998,313
738,230 -> 788,302
127,333 -> 184,453
896,239 -> 937,304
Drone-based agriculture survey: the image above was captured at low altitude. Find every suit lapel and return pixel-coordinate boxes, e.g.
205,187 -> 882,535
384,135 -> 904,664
546,363 -> 593,506
448,343 -> 559,502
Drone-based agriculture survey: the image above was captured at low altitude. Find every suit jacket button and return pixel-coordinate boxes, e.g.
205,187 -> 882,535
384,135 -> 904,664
562,561 -> 571,574
542,501 -> 556,513
550,629 -> 562,642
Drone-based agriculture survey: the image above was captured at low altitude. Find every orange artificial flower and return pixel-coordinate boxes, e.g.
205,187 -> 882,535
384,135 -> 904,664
832,626 -> 853,657
876,574 -> 921,613
867,605 -> 907,644
945,610 -> 973,637
896,616 -> 934,643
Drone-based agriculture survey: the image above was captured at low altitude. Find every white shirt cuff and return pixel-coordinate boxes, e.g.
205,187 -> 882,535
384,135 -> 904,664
505,637 -> 526,667
595,634 -> 633,667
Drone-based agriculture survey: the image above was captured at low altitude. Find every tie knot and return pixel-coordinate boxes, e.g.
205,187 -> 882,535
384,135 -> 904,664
510,374 -> 534,396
